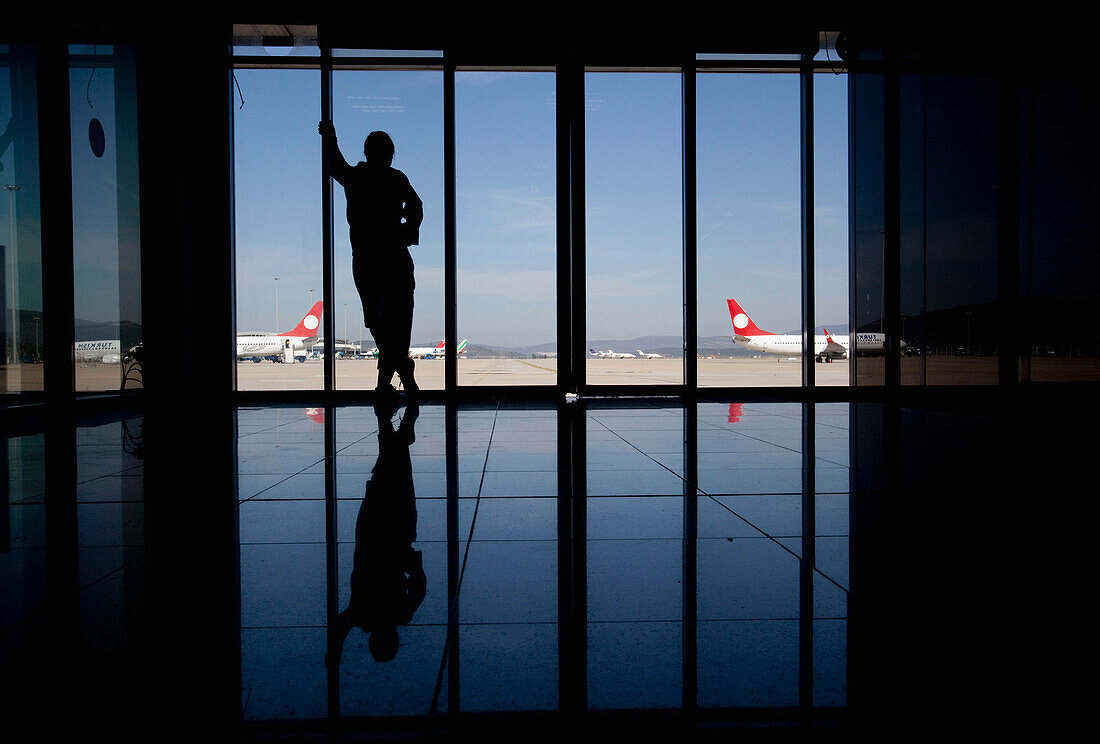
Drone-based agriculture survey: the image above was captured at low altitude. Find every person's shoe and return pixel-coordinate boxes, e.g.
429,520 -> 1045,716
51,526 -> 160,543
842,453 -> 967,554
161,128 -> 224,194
374,384 -> 400,411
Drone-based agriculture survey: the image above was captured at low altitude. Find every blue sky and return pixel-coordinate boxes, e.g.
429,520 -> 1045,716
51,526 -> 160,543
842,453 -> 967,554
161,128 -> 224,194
231,67 -> 848,348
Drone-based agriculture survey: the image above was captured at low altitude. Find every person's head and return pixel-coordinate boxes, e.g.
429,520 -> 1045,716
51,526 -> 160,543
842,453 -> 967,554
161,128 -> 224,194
369,626 -> 400,662
364,131 -> 395,166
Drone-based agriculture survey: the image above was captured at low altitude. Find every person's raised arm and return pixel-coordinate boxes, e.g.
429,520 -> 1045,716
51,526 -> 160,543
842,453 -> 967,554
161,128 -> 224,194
318,120 -> 352,185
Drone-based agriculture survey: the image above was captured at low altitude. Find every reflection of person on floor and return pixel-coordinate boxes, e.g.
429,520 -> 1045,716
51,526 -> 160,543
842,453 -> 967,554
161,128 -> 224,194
319,120 -> 423,402
330,401 -> 424,663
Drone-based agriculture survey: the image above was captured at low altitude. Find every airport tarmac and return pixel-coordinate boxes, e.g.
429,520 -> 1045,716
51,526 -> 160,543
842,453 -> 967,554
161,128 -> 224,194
7,355 -> 1096,394
234,356 -> 851,390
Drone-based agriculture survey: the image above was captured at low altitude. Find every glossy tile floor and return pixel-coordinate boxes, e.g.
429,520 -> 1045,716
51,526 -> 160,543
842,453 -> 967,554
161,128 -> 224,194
11,396 -> 1067,737
235,401 -> 848,727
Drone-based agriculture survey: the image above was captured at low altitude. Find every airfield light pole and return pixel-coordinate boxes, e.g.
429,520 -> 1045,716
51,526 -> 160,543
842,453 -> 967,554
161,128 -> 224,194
343,302 -> 347,349
274,276 -> 279,333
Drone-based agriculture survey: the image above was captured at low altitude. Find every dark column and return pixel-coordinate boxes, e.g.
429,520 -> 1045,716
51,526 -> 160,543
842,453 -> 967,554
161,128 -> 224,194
682,63 -> 697,392
801,54 -> 816,388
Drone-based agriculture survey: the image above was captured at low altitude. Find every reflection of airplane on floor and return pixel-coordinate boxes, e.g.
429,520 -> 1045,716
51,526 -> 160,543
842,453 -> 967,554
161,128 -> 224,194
727,298 -> 896,362
75,339 -> 121,363
409,339 -> 466,359
237,301 -> 323,361
637,350 -> 663,359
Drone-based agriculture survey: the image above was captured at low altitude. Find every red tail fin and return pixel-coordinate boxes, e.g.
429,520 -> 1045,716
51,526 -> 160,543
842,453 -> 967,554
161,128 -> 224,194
727,298 -> 773,336
280,301 -> 324,338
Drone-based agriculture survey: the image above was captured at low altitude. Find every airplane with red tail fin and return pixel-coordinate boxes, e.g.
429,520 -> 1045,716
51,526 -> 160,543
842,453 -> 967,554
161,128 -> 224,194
727,298 -> 896,361
237,301 -> 324,361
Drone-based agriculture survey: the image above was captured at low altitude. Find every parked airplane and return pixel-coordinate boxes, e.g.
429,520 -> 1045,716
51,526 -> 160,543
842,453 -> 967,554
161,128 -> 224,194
409,339 -> 467,359
589,348 -> 637,359
727,298 -> 896,361
237,301 -> 323,361
75,339 -> 121,363
637,350 -> 663,359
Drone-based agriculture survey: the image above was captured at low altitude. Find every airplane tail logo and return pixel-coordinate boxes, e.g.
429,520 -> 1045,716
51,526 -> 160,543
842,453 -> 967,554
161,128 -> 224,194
727,298 -> 773,336
280,301 -> 324,338
456,339 -> 468,354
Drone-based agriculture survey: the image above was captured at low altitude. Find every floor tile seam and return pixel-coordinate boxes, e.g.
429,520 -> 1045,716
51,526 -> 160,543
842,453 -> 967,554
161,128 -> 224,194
235,491 -> 846,499
236,534 -> 851,545
237,538 -> 561,546
77,551 -> 146,592
236,494 -> 561,503
233,490 -> 851,501
439,399 -> 501,687
235,414 -> 320,440
587,415 -> 812,555
700,493 -> 806,565
239,622 -> 452,630
585,616 -> 842,624
697,533 -> 852,540
697,431 -> 808,459
702,490 -> 849,496
74,466 -> 144,485
239,456 -> 332,502
7,495 -> 47,504
809,567 -> 850,596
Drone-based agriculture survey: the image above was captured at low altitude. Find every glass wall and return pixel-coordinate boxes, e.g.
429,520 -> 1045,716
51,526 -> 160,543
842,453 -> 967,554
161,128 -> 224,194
1024,74 -> 1100,381
849,71 -> 886,386
1,45 -> 43,394
903,75 -> 999,385
233,68 -> 321,391
456,71 -> 556,386
585,72 -> 682,386
697,73 -> 800,387
814,72 -> 850,385
69,46 -> 142,392
332,70 -> 443,391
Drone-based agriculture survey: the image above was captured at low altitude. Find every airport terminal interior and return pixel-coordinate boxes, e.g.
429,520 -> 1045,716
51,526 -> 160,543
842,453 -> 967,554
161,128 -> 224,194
3,18 -> 1097,739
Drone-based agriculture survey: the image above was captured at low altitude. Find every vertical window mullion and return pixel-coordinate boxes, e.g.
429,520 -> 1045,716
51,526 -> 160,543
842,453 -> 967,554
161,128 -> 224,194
444,58 -> 457,394
321,48 -> 335,394
683,62 -> 698,393
802,54 -> 816,390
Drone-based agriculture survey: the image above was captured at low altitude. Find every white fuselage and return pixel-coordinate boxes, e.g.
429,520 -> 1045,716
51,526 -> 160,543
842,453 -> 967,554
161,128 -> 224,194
237,334 -> 312,358
75,339 -> 121,363
409,344 -> 445,358
733,332 -> 888,357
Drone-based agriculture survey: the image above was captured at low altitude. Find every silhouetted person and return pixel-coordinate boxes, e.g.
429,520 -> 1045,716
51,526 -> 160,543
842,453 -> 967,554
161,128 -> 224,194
319,120 -> 423,401
329,401 -> 424,663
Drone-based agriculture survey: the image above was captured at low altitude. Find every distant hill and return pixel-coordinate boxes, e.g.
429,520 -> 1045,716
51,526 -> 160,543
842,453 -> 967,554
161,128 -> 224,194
456,326 -> 849,359
460,335 -> 745,358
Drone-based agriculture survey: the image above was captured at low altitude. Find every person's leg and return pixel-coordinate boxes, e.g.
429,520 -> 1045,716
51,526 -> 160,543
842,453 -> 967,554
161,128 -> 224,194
375,323 -> 395,391
354,253 -> 393,393
392,292 -> 416,394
